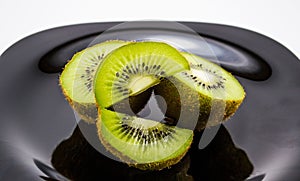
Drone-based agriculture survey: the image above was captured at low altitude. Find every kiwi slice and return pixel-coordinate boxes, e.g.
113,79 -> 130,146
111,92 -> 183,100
94,41 -> 190,109
154,52 -> 245,131
97,108 -> 193,171
59,40 -> 131,123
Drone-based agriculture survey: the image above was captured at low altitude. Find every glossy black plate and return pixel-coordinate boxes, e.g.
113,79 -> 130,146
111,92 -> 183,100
0,22 -> 299,181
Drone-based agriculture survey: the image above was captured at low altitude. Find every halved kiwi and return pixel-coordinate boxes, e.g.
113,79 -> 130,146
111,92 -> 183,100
97,108 -> 193,171
154,52 -> 245,131
59,40 -> 131,123
93,41 -> 190,109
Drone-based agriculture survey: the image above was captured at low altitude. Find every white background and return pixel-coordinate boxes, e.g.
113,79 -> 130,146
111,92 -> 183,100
0,0 -> 299,58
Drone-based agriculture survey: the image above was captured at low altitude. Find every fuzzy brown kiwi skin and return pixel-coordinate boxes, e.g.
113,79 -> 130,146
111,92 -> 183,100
96,109 -> 192,171
154,77 -> 244,131
69,101 -> 98,123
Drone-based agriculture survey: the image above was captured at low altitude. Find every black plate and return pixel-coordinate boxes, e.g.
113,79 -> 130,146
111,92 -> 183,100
0,22 -> 299,181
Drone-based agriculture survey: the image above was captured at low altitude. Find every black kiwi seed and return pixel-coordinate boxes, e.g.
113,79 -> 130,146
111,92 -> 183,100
97,53 -> 104,60
117,79 -> 126,83
130,69 -> 134,74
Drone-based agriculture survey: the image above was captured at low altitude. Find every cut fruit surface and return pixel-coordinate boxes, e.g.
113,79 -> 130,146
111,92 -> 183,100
97,109 -> 193,170
94,41 -> 190,109
154,52 -> 245,130
176,52 -> 245,101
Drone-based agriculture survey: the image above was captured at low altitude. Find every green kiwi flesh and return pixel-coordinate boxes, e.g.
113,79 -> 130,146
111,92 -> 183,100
97,109 -> 193,171
154,52 -> 245,131
94,41 -> 190,109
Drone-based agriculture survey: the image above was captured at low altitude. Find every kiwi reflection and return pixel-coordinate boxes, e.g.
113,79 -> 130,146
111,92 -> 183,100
51,123 -> 253,181
190,126 -> 254,181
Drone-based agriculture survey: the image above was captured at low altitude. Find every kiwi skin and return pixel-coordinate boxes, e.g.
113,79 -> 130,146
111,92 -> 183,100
67,100 -> 97,123
154,77 -> 244,131
96,109 -> 192,171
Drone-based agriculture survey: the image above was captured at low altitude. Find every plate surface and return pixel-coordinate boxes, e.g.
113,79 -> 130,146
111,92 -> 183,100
0,22 -> 299,181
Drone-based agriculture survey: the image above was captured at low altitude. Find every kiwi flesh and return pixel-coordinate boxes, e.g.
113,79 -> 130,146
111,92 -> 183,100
93,41 -> 190,109
97,108 -> 193,171
59,40 -> 133,123
154,52 -> 245,131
